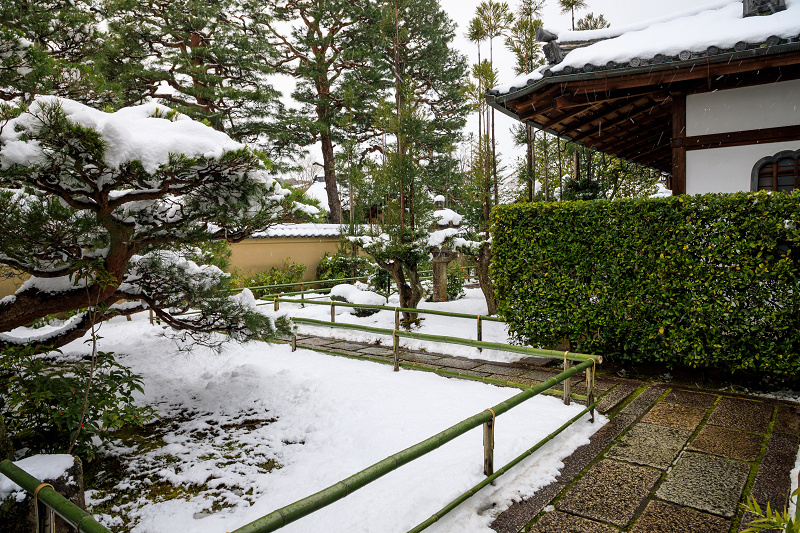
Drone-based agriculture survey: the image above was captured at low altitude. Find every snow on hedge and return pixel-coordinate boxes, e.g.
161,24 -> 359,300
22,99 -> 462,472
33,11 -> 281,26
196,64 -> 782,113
329,283 -> 387,306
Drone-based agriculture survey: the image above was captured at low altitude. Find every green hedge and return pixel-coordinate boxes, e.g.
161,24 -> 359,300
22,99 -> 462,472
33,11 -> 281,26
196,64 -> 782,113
491,191 -> 800,377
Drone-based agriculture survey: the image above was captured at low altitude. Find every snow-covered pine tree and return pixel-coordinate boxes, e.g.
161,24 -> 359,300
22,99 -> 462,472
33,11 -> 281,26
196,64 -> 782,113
351,0 -> 467,321
0,97 -> 316,351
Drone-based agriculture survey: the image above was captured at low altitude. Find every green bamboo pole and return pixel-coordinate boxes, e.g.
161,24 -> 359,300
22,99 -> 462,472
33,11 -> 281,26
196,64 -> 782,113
278,298 -> 505,322
226,276 -> 368,293
291,318 -> 600,363
230,360 -> 594,533
0,460 -> 111,533
407,398 -> 602,533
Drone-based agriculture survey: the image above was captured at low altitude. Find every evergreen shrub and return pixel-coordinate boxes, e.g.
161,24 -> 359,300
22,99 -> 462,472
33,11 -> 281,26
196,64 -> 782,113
491,191 -> 800,378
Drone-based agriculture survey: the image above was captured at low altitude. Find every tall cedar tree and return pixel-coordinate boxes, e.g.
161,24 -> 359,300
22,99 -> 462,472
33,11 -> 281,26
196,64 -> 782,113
262,0 -> 383,224
105,0 -> 285,153
0,98 -> 311,351
353,0 -> 467,319
0,0 -> 112,104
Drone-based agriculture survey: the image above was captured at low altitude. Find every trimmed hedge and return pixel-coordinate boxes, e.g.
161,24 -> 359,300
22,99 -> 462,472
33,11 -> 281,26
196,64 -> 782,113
491,191 -> 800,377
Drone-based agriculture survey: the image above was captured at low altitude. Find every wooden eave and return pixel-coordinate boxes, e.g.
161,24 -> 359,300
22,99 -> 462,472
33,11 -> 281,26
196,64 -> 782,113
489,45 -> 800,174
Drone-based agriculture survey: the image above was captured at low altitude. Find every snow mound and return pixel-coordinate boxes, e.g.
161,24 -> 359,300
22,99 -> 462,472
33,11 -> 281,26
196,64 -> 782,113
434,209 -> 463,227
329,284 -> 386,306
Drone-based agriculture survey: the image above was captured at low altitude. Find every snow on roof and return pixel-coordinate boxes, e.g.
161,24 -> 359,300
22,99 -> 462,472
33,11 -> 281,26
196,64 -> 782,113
493,0 -> 800,94
250,223 -> 346,239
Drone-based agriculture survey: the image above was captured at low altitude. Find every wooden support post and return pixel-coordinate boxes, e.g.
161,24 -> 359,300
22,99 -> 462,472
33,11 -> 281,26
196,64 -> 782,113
393,331 -> 400,372
394,308 -> 400,330
563,357 -> 572,405
274,297 -> 279,312
477,316 -> 483,353
300,285 -> 305,308
586,363 -> 596,423
671,91 -> 687,195
291,335 -> 297,352
483,415 -> 494,476
331,302 -> 336,323
149,309 -> 154,325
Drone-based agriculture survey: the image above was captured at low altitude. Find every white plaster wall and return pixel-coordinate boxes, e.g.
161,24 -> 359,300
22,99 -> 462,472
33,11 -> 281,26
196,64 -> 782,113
686,140 -> 800,195
686,79 -> 800,137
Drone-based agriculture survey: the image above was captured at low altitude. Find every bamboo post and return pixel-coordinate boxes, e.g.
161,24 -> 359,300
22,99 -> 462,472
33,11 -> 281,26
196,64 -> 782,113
149,309 -> 154,325
330,302 -> 335,323
563,356 -> 571,405
291,335 -> 296,352
394,307 -> 400,330
274,297 -> 279,312
393,330 -> 399,372
587,363 -> 595,423
483,411 -> 495,476
477,315 -> 483,353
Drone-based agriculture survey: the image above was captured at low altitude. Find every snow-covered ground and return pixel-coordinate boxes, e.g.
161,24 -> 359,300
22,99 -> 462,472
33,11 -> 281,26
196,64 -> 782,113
285,287 -> 523,363
41,309 -> 605,533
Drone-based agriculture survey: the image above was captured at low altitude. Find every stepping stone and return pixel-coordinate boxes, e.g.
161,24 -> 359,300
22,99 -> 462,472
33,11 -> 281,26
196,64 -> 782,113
629,500 -> 730,533
606,422 -> 691,469
438,358 -> 483,370
402,352 -> 446,364
297,337 -> 337,347
620,385 -> 667,418
707,397 -> 772,433
597,381 -> 639,414
473,364 -> 528,377
557,460 -> 660,527
656,452 -> 749,518
529,511 -> 617,532
688,425 -> 763,461
664,389 -> 718,409
327,341 -> 369,351
773,402 -> 800,434
641,402 -> 706,431
357,347 -> 394,357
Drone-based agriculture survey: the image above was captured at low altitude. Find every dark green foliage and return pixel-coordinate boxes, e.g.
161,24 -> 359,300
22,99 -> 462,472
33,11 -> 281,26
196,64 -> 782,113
491,192 -> 800,378
0,346 -> 155,460
230,261 -> 307,298
316,248 -> 373,281
447,265 -> 466,301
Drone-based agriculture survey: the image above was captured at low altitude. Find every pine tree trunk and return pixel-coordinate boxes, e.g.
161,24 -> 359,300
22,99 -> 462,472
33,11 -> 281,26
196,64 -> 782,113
320,135 -> 343,224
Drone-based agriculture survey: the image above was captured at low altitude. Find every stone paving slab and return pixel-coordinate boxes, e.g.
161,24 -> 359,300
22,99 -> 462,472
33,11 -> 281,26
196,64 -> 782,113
327,341 -> 370,351
641,401 -> 707,431
688,425 -> 764,462
436,357 -> 483,370
557,460 -> 661,527
597,381 -> 639,414
774,403 -> 800,435
707,397 -> 773,433
357,347 -> 394,357
619,385 -> 666,418
296,337 -> 336,347
528,511 -> 617,533
629,500 -> 731,533
750,431 -> 799,509
474,364 -> 529,377
664,389 -> 718,408
401,352 -> 447,364
606,422 -> 691,469
656,452 -> 750,518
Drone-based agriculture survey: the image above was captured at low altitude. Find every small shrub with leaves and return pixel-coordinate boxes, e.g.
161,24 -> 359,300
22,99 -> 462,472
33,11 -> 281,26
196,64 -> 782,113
0,346 -> 155,460
741,486 -> 800,532
368,268 -> 393,298
230,260 -> 307,297
316,245 -> 373,281
446,265 -> 466,301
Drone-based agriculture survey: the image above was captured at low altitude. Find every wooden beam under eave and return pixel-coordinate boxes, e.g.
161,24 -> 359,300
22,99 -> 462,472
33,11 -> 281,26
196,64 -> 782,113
571,96 -> 670,143
671,92 -> 687,195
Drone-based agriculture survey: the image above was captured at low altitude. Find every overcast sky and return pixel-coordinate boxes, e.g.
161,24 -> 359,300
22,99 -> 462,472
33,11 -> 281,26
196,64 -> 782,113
441,0 -> 726,168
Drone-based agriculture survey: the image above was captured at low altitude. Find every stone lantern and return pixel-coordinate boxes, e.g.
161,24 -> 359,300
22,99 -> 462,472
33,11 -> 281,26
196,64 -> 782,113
429,196 -> 462,302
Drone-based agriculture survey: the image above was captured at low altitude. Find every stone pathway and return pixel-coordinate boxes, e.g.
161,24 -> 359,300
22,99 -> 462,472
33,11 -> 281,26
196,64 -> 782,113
292,333 -> 800,533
